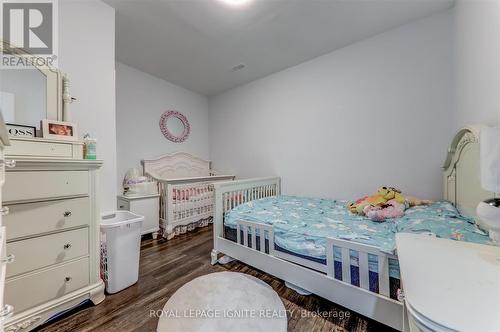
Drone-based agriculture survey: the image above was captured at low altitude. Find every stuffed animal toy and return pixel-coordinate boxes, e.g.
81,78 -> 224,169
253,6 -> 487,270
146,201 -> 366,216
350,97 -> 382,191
347,186 -> 403,215
363,199 -> 406,222
348,186 -> 433,222
377,186 -> 405,204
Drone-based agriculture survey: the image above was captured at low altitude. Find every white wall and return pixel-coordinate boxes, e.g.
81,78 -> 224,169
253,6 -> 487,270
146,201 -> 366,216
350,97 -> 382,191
453,0 -> 500,130
209,11 -> 454,200
116,62 -> 209,191
59,0 -> 117,213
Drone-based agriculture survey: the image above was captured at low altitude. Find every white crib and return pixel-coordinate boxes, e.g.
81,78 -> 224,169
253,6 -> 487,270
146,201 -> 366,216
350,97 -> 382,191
142,152 -> 235,239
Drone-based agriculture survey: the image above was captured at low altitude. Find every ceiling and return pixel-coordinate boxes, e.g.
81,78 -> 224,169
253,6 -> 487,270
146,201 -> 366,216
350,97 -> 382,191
104,0 -> 454,96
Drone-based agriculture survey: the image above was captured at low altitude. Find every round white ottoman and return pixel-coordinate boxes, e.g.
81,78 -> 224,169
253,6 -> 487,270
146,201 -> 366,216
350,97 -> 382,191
157,272 -> 287,332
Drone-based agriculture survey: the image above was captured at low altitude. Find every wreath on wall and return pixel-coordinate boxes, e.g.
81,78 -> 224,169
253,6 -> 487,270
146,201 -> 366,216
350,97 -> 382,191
159,110 -> 190,143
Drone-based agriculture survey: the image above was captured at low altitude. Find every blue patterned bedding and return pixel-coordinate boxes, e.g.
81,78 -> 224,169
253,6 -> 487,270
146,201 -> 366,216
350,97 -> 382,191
224,196 -> 491,279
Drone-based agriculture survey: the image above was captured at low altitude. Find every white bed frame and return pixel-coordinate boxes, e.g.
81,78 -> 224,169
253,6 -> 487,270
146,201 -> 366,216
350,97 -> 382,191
142,152 -> 234,239
211,126 -> 494,331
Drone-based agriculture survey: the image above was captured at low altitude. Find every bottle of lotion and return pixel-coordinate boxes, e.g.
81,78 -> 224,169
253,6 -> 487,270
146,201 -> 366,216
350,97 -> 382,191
83,133 -> 97,160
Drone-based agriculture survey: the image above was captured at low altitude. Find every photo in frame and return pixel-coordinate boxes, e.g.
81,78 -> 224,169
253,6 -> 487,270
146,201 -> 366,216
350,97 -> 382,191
41,119 -> 78,141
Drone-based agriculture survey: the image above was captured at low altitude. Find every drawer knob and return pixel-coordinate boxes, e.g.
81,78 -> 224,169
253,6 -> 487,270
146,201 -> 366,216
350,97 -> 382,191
63,211 -> 72,217
4,160 -> 16,168
0,304 -> 14,319
0,206 -> 9,216
0,254 -> 15,264
65,276 -> 72,282
63,243 -> 72,250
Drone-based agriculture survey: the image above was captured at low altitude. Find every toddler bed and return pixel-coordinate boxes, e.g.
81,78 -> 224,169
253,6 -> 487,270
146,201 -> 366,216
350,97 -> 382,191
142,152 -> 234,239
223,196 -> 489,299
211,126 -> 495,331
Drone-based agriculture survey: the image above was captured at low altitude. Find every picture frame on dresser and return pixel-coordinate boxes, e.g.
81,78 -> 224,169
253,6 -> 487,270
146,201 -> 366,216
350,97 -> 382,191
41,119 -> 78,141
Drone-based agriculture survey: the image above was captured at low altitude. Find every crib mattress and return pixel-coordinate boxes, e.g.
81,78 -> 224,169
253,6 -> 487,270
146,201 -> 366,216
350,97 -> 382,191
224,195 -> 491,279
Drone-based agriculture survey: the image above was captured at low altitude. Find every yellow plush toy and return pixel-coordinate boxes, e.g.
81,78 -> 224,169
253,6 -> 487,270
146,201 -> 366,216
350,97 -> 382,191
378,186 -> 405,204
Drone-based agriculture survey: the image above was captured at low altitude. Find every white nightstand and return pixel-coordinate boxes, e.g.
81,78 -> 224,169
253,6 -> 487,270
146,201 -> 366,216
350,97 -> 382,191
396,233 -> 500,332
117,194 -> 160,239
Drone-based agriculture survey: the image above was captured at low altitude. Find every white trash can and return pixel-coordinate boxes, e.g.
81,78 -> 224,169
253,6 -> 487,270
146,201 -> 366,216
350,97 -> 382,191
100,211 -> 144,294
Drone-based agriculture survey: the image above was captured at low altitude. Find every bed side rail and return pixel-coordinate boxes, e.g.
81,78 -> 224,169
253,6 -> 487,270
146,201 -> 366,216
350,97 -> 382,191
212,177 -> 281,244
214,177 -> 281,216
235,220 -> 275,255
326,238 -> 396,298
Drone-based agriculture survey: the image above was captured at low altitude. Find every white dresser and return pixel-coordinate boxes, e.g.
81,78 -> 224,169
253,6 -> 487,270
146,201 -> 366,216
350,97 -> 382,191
2,138 -> 104,332
0,119 -> 13,331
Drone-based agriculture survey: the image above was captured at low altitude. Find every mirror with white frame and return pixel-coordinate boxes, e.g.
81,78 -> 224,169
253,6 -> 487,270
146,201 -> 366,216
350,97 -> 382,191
0,40 -> 71,133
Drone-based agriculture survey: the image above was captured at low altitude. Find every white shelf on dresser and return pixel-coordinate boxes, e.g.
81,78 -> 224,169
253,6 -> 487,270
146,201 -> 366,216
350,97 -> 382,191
2,137 -> 104,332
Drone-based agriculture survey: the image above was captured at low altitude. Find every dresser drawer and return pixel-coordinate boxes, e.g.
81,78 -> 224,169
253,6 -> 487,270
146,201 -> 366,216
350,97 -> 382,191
4,197 -> 90,240
6,228 -> 88,278
4,171 -> 89,203
0,227 -> 6,310
5,258 -> 89,314
4,139 -> 73,159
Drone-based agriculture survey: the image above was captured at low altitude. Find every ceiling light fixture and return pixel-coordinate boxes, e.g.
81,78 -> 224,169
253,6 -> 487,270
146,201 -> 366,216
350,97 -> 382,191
217,0 -> 252,7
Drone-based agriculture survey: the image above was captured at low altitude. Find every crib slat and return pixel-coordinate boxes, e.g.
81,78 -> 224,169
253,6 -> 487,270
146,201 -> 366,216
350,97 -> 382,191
341,247 -> 351,283
243,226 -> 248,247
223,193 -> 227,212
259,227 -> 265,253
267,229 -> 274,255
359,251 -> 369,290
378,256 -> 390,297
236,224 -> 241,245
251,227 -> 257,250
326,243 -> 335,277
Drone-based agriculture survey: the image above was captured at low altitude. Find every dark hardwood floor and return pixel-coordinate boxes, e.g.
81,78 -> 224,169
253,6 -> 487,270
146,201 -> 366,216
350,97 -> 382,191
38,226 -> 395,332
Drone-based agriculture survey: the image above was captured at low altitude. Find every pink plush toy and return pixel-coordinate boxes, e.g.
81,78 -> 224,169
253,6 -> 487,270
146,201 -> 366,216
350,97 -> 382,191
363,199 -> 406,222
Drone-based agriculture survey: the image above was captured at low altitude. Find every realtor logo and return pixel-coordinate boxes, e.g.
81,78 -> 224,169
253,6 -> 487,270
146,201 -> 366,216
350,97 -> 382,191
3,2 -> 53,53
1,0 -> 58,68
